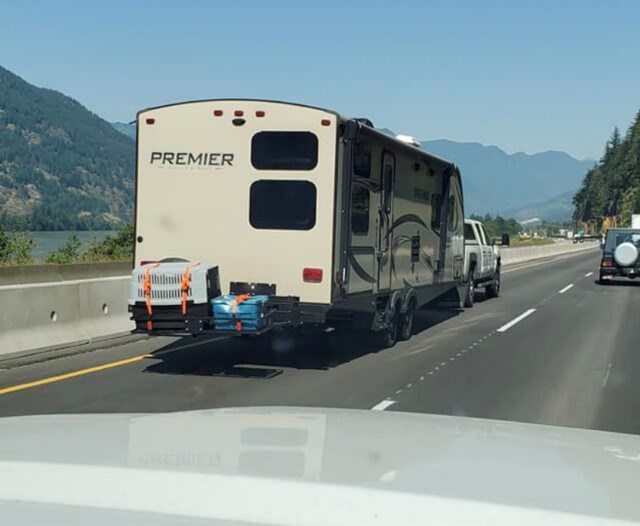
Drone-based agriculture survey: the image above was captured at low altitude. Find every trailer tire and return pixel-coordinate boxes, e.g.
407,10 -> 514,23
376,309 -> 399,349
399,299 -> 416,341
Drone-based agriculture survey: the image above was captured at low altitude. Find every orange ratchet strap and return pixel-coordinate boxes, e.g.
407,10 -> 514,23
232,293 -> 251,332
142,263 -> 161,330
180,262 -> 201,315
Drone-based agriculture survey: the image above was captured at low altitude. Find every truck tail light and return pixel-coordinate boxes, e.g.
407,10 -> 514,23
140,260 -> 158,266
602,260 -> 613,267
303,268 -> 323,283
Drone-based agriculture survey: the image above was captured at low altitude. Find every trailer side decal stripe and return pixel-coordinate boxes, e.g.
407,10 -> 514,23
347,250 -> 376,283
388,214 -> 429,235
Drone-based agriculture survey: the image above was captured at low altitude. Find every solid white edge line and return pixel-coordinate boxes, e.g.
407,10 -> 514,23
496,308 -> 537,333
558,283 -> 574,294
371,400 -> 396,411
585,272 -> 594,277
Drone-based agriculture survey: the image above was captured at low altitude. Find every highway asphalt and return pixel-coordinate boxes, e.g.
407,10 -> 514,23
1,247 -> 638,436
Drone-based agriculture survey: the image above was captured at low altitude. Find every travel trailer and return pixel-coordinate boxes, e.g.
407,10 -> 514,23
129,100 -> 465,347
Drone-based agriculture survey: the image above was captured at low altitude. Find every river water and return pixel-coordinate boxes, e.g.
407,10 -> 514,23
29,231 -> 117,262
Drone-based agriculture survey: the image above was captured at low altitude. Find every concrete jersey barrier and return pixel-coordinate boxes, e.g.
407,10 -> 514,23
501,240 -> 600,266
0,242 -> 601,358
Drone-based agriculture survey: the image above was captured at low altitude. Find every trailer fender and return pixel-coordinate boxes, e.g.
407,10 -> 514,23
390,290 -> 407,315
401,289 -> 417,313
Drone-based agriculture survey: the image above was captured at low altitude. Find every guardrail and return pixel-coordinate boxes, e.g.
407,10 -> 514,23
0,241 -> 601,358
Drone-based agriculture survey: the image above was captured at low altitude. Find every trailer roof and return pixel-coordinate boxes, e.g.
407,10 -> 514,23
136,98 -> 458,172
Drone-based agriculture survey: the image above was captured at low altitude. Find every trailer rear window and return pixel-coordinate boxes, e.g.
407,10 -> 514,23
251,132 -> 318,170
250,180 -> 317,230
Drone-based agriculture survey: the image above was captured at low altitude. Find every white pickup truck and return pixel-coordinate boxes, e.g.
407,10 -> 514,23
462,219 -> 501,307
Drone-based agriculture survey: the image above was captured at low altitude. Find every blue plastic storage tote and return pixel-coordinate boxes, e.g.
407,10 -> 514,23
212,294 -> 269,332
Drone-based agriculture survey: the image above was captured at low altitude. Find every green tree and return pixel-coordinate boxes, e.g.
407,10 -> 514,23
4,232 -> 34,264
573,108 -> 640,224
45,233 -> 82,264
83,223 -> 134,262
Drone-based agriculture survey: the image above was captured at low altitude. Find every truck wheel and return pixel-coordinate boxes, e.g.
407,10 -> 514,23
486,269 -> 501,298
463,276 -> 475,308
399,300 -> 416,341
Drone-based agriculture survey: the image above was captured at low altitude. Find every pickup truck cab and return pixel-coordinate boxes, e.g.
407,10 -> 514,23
463,219 -> 501,307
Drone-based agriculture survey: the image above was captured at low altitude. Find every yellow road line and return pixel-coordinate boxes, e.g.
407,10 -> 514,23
0,335 -> 229,397
0,354 -> 152,396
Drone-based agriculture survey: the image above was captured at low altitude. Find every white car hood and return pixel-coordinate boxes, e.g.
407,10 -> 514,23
0,407 -> 639,525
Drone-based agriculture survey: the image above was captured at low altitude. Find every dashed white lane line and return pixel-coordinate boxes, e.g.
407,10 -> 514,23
585,272 -> 594,277
559,283 -> 574,294
497,308 -> 537,333
371,400 -> 396,411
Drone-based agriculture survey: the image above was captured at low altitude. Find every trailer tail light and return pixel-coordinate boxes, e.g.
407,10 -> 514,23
256,110 -> 265,117
140,260 -> 158,266
234,110 -> 244,117
145,118 -> 155,125
321,119 -> 331,126
303,268 -> 323,283
213,110 -> 223,116
602,260 -> 613,267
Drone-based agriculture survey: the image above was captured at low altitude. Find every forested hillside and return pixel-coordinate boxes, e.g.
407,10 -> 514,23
573,110 -> 640,226
0,65 -> 134,230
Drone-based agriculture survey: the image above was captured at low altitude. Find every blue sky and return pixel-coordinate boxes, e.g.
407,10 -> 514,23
1,0 -> 639,160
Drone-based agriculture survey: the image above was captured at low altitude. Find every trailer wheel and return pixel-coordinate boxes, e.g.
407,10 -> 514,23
376,309 -> 399,349
399,299 -> 416,341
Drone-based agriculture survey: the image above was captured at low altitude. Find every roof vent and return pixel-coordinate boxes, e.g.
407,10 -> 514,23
396,134 -> 421,148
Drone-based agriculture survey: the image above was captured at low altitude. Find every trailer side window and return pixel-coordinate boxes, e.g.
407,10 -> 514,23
353,141 -> 372,177
251,132 -> 318,170
249,180 -> 317,230
351,186 -> 370,235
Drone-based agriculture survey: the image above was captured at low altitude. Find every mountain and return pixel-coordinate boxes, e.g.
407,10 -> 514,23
421,139 -> 593,216
0,65 -> 134,230
111,121 -> 136,140
499,191 -> 574,222
573,112 -> 640,226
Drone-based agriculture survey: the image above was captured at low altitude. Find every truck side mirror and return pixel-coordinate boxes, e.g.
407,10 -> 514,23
501,233 -> 510,246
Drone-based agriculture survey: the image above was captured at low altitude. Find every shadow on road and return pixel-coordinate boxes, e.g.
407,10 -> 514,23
594,279 -> 640,287
143,306 -> 463,379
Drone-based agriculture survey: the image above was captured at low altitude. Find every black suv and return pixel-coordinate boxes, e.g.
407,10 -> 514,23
600,228 -> 640,283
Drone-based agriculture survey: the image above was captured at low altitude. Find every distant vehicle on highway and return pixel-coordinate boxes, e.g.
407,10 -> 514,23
599,228 -> 640,283
462,219 -> 501,307
128,100 -> 465,348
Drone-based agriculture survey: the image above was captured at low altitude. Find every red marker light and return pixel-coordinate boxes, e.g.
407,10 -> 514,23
234,110 -> 244,117
213,110 -> 223,116
256,110 -> 265,117
303,268 -> 323,283
321,119 -> 331,126
145,118 -> 155,125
